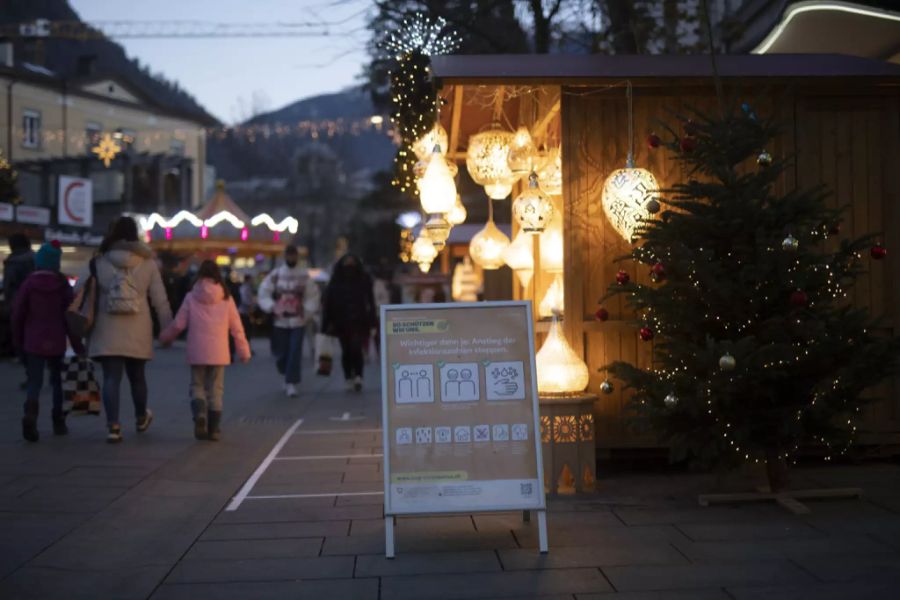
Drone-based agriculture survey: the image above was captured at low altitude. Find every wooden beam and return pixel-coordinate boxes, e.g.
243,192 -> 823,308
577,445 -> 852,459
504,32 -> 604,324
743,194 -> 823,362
531,99 -> 561,143
448,85 -> 464,156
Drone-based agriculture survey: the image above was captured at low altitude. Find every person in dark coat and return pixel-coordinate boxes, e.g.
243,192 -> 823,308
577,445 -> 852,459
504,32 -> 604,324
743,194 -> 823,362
322,254 -> 376,392
4,232 -> 34,305
13,241 -> 84,442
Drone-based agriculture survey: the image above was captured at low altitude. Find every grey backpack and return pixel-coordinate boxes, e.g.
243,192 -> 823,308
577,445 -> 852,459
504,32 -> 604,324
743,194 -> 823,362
106,265 -> 141,314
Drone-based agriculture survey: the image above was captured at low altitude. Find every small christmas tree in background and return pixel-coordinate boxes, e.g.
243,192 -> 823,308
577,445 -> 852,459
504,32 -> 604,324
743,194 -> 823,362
0,149 -> 20,205
603,102 -> 900,491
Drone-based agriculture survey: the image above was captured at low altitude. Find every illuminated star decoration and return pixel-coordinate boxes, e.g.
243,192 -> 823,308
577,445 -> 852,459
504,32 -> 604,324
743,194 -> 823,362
383,14 -> 461,198
92,133 -> 121,168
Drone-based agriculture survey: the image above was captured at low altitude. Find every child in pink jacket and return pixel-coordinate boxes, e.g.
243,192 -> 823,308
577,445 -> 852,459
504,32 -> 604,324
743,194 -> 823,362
160,260 -> 250,440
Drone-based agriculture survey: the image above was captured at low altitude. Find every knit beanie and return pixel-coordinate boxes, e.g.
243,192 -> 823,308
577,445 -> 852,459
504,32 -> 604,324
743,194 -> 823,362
34,240 -> 62,272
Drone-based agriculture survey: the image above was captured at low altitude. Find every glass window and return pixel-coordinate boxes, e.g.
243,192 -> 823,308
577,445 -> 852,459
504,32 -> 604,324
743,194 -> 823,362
22,110 -> 41,149
170,139 -> 186,156
85,121 -> 102,151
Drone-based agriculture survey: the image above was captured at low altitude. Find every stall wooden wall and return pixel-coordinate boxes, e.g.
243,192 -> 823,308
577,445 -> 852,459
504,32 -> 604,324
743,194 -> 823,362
561,83 -> 900,450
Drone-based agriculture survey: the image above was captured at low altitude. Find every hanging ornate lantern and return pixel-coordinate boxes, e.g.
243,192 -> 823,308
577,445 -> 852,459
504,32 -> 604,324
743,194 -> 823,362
601,164 -> 659,242
411,231 -> 438,273
469,199 -> 510,270
539,207 -> 564,273
417,145 -> 457,215
536,146 -> 562,196
412,123 -> 449,161
539,272 -> 565,318
535,312 -> 589,394
466,123 -> 515,199
424,214 -> 451,250
447,194 -> 467,226
513,171 -> 554,234
507,126 -> 537,177
502,230 -> 534,288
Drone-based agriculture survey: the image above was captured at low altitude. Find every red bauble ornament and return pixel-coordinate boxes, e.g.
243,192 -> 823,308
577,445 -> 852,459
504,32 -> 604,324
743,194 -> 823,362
639,327 -> 654,341
790,290 -> 808,307
50,240 -> 62,249
595,307 -> 609,321
651,262 -> 666,278
647,133 -> 661,149
680,136 -> 697,153
871,243 -> 887,260
615,270 -> 630,285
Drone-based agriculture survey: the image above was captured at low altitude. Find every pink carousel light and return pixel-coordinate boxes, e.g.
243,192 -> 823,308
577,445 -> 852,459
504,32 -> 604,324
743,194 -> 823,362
241,227 -> 249,241
200,225 -> 209,239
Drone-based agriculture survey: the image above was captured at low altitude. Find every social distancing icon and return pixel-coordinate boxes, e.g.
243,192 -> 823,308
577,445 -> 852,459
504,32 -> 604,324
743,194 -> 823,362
395,364 -> 434,404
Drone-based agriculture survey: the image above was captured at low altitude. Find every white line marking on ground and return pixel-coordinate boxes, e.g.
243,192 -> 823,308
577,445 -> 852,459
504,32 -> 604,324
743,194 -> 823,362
225,418 -> 304,512
293,428 -> 383,435
274,454 -> 384,461
245,491 -> 384,500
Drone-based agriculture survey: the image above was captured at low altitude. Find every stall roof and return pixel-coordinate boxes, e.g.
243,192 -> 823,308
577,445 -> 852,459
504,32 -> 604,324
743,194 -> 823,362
432,53 -> 900,84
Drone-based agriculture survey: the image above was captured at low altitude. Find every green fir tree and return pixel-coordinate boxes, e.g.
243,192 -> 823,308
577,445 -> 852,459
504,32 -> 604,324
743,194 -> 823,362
603,104 -> 900,490
0,150 -> 20,205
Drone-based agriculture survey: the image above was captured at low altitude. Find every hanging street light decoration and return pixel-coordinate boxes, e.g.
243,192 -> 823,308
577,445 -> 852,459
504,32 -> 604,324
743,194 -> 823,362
466,122 -> 516,200
600,82 -> 660,242
92,133 -> 122,168
502,230 -> 534,288
513,171 -> 554,234
447,194 -> 467,226
469,198 -> 510,269
411,230 -> 439,273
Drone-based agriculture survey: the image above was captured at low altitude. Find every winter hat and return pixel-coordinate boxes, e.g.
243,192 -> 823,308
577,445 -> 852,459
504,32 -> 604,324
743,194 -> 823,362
34,240 -> 62,271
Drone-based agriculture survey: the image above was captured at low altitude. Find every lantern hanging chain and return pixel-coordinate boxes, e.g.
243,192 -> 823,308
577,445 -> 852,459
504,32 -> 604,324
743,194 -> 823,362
487,196 -> 494,223
626,80 -> 634,168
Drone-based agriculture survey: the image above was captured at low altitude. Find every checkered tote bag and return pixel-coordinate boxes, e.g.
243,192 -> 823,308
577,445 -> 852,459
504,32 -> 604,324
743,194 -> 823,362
62,357 -> 101,415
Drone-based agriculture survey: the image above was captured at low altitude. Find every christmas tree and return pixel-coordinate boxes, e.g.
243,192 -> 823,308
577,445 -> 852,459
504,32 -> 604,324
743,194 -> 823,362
603,103 -> 900,490
0,149 -> 20,205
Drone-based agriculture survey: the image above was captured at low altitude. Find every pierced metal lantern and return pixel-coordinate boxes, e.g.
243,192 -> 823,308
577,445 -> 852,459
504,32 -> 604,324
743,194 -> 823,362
412,123 -> 449,160
507,126 -> 537,177
601,165 -> 659,242
469,200 -> 510,270
513,172 -> 554,234
536,146 -> 563,196
466,123 -> 515,199
417,145 -> 457,215
411,232 -> 438,273
424,214 -> 451,250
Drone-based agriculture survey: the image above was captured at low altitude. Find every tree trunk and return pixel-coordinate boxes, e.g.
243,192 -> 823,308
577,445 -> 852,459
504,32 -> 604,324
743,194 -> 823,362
765,449 -> 789,493
602,0 -> 638,53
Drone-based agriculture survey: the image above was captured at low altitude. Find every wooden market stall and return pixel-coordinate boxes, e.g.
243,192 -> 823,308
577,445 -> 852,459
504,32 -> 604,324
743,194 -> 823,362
431,53 -> 900,452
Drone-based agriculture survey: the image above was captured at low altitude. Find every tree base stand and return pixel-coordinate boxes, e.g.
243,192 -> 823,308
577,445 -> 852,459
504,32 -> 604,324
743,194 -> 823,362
698,486 -> 863,515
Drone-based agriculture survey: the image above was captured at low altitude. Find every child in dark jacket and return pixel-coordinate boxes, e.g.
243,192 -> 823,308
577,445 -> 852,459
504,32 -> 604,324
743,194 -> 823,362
13,241 -> 84,442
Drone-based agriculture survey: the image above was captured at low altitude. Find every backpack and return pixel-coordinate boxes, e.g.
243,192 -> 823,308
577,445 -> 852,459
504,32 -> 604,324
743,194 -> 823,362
106,264 -> 141,314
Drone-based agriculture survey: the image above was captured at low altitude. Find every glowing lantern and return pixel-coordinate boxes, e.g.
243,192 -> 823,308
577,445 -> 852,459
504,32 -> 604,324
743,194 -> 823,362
466,123 -> 515,199
539,207 -> 564,273
536,146 -> 563,196
469,200 -> 510,270
535,313 -> 589,394
412,123 -> 449,160
601,164 -> 659,242
447,194 -> 467,226
418,145 -> 457,215
507,126 -> 537,177
411,232 -> 438,273
539,273 -> 565,318
502,230 -> 534,288
425,214 -> 451,250
513,172 -> 554,234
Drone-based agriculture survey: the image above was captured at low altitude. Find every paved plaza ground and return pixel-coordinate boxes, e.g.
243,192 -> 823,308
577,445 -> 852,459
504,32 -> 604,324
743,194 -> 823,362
1,340 -> 899,599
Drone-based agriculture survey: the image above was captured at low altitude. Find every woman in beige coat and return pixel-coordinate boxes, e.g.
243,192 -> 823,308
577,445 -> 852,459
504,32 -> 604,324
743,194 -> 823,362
87,217 -> 172,443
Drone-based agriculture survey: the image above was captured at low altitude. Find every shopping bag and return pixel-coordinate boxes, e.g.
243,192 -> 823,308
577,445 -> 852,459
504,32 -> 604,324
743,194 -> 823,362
62,356 -> 102,415
66,258 -> 97,339
314,333 -> 335,376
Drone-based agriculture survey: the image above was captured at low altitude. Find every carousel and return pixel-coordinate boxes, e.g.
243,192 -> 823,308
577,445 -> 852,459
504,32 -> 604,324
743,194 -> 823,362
139,181 -> 299,267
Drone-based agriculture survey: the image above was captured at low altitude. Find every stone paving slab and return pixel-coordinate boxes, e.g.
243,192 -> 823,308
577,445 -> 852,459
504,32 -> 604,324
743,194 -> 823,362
790,553 -> 900,583
578,591 -> 731,600
214,502 -> 383,524
499,542 -> 687,569
166,555 -> 355,583
0,564 -> 172,600
675,520 -> 822,542
602,561 -> 815,592
672,534 -> 894,562
150,578 -> 380,600
184,538 -> 325,560
726,581 -> 900,600
201,520 -> 350,540
356,550 -> 502,577
381,568 -> 613,600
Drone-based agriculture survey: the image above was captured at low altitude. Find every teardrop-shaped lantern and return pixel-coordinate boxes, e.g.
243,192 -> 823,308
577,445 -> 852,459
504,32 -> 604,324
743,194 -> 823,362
513,171 -> 554,234
535,312 -> 589,394
601,166 -> 659,242
538,272 -> 565,318
411,231 -> 438,273
502,230 -> 534,288
469,200 -> 510,270
418,145 -> 457,215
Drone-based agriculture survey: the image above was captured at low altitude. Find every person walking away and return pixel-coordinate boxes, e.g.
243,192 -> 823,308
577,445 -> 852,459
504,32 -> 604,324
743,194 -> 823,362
258,245 -> 319,397
4,232 -> 35,382
238,274 -> 256,344
322,254 -> 376,392
85,217 -> 172,443
160,260 -> 250,440
13,241 -> 84,441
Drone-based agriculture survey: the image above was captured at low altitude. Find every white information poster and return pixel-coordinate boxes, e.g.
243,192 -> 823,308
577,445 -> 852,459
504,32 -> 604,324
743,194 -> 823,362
381,301 -> 546,516
58,176 -> 93,227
